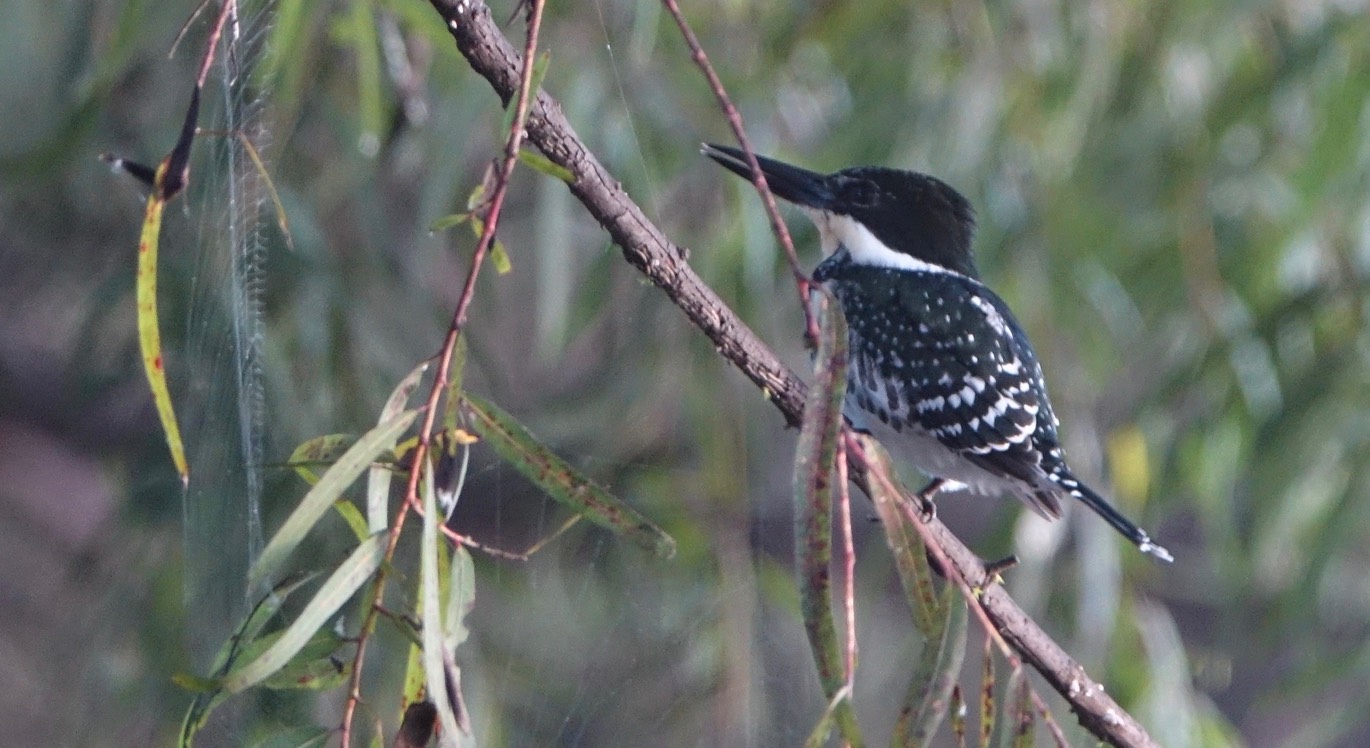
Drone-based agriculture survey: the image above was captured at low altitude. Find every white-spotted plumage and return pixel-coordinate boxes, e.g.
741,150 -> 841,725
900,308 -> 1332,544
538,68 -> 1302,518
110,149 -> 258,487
704,143 -> 1172,562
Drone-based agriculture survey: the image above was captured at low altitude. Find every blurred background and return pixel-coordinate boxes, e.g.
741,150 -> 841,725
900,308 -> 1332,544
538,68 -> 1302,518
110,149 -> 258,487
3,0 -> 1369,745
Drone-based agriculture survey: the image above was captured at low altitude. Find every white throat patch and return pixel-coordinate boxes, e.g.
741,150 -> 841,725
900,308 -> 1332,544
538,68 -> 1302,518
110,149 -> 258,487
800,208 -> 965,279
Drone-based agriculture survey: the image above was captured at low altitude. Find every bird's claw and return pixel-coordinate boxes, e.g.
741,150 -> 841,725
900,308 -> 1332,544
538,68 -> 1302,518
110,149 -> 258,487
914,478 -> 944,522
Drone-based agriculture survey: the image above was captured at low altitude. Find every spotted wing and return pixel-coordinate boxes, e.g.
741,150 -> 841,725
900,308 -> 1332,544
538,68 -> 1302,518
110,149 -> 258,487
843,268 -> 1065,515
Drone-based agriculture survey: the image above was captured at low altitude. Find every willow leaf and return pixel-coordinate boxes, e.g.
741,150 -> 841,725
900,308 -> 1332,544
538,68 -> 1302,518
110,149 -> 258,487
136,191 -> 188,485
224,534 -> 386,692
894,588 -> 969,745
463,393 -> 675,558
863,435 -> 941,634
250,409 -> 417,589
287,434 -> 358,485
792,291 -> 862,746
368,362 -> 428,532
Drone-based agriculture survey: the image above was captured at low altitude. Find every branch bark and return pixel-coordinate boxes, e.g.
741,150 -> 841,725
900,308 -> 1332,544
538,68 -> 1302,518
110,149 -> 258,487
423,3 -> 1160,746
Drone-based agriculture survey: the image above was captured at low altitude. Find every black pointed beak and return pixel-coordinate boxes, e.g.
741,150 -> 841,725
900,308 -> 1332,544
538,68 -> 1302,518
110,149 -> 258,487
702,143 -> 833,210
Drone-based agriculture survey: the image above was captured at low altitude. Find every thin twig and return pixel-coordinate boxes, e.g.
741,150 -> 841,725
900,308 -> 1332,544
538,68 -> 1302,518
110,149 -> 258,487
423,4 -> 1159,746
659,0 -> 819,347
193,0 -> 236,89
339,3 -> 548,745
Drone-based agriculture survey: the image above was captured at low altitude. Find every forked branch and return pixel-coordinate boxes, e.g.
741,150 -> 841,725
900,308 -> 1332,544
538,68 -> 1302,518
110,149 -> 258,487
423,2 -> 1159,746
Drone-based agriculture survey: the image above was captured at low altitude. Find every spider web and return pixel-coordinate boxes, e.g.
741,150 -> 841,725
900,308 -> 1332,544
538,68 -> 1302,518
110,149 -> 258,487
179,0 -> 275,681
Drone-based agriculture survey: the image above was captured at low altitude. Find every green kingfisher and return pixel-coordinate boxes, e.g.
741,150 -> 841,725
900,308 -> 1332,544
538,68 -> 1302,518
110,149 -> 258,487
705,144 -> 1172,563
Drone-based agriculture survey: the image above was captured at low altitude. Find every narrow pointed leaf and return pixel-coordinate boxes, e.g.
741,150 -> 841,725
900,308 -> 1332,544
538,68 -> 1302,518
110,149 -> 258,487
178,571 -> 321,742
443,335 -> 468,432
287,434 -> 359,484
517,150 -> 574,183
999,670 -> 1034,748
952,685 -> 968,748
422,459 -> 464,746
445,544 -> 476,650
469,215 -> 511,274
489,239 -> 512,274
136,191 -> 189,485
429,212 -> 471,233
894,588 -> 969,745
399,643 -> 427,724
333,499 -> 370,542
369,362 -> 428,532
803,687 -> 853,748
250,410 -> 417,589
863,436 -> 942,635
980,638 -> 996,748
259,630 -> 350,691
224,533 -> 386,692
792,291 -> 862,746
463,393 -> 675,557
213,572 -> 320,675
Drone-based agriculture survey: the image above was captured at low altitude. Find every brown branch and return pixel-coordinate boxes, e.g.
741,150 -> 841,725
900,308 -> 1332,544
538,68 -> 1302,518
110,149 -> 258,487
341,3 -> 548,745
423,3 -> 1159,746
427,0 -> 806,428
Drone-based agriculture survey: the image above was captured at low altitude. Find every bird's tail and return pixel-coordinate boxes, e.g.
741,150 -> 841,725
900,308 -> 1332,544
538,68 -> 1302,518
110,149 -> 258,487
1068,482 -> 1173,563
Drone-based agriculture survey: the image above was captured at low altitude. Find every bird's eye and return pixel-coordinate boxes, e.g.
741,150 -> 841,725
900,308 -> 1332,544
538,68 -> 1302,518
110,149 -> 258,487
842,180 -> 879,208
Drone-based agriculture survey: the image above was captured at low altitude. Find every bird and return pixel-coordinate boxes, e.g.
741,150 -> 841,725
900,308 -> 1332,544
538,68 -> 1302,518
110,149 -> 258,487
704,143 -> 1172,563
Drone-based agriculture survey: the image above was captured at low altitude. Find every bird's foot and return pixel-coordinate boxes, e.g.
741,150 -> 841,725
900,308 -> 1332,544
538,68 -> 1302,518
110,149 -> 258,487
914,478 -> 945,522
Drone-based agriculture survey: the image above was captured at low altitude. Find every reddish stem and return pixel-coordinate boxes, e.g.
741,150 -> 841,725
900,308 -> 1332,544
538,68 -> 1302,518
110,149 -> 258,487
339,2 -> 547,744
660,0 -> 820,348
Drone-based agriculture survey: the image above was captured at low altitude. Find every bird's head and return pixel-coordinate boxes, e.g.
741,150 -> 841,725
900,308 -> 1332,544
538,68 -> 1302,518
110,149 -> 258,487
704,144 -> 978,278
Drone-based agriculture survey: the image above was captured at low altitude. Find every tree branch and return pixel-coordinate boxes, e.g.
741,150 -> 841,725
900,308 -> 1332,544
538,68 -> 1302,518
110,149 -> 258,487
423,3 -> 1159,746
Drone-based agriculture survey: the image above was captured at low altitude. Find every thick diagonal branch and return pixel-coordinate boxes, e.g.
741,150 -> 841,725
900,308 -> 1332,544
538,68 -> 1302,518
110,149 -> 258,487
423,3 -> 1159,746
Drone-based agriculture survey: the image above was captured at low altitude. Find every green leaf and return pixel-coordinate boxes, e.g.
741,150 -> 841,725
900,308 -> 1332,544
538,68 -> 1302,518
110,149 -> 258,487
369,362 -> 429,532
443,335 -> 468,432
951,685 -> 968,748
260,633 -> 350,691
287,434 -> 359,485
893,588 -> 969,745
429,212 -> 470,233
863,436 -> 941,634
422,457 -> 468,743
465,182 -> 486,211
250,409 -> 417,589
517,150 -> 573,183
469,215 -> 512,274
445,544 -> 476,651
792,291 -> 862,747
332,499 -> 370,542
489,239 -> 512,275
980,639 -> 996,748
179,572 -> 320,744
134,192 -> 189,485
803,686 -> 854,748
224,534 -> 386,692
171,673 -> 218,693
399,643 -> 427,730
999,669 -> 1034,748
463,393 -> 675,558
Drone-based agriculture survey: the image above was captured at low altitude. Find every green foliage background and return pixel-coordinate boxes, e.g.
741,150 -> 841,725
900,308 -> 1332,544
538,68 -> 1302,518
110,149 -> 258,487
2,0 -> 1368,745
